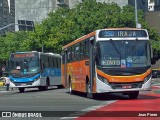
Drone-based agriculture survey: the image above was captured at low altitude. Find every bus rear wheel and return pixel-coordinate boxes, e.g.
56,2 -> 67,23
19,88 -> 25,93
128,91 -> 139,99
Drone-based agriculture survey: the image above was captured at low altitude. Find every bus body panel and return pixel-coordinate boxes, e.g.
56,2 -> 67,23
96,77 -> 151,93
67,60 -> 90,92
96,68 -> 152,83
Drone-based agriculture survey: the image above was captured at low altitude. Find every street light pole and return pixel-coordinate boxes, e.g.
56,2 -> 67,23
135,0 -> 138,28
0,23 -> 15,31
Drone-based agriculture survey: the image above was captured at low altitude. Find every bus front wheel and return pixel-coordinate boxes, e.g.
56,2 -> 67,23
128,91 -> 139,99
19,88 -> 25,93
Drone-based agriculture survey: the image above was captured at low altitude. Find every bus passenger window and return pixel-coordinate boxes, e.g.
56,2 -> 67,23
84,41 -> 89,59
80,43 -> 84,59
67,49 -> 71,62
71,46 -> 75,61
75,45 -> 79,60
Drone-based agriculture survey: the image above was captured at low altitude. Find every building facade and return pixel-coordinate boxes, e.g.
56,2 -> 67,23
15,0 -> 148,31
154,0 -> 160,11
0,0 -> 15,36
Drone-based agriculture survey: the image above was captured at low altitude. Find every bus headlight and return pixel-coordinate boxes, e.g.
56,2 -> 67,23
10,78 -> 14,83
97,74 -> 109,84
144,73 -> 152,83
34,77 -> 40,82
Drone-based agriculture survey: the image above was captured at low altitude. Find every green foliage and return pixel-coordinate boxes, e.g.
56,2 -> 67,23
0,0 -> 160,64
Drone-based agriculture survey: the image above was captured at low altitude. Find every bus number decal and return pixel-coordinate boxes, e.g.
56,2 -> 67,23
101,60 -> 120,66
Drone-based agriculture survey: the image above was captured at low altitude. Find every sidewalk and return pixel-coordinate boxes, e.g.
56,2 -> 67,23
0,86 -> 17,93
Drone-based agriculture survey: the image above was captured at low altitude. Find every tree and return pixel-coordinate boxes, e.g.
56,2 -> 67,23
0,0 -> 160,63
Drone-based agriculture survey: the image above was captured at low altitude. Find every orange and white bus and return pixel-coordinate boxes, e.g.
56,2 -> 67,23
62,28 -> 152,99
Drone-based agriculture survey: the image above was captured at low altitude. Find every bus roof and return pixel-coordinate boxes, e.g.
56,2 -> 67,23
62,27 -> 147,49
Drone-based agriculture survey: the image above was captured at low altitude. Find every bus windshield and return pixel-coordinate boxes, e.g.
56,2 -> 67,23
10,57 -> 40,75
96,40 -> 150,68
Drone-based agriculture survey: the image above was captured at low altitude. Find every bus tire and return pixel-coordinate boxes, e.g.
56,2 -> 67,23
57,85 -> 64,89
19,88 -> 25,93
69,80 -> 73,94
128,91 -> 139,99
38,86 -> 45,91
45,78 -> 50,90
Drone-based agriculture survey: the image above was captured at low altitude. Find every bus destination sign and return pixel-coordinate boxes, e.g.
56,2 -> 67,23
14,53 -> 35,58
99,30 -> 147,38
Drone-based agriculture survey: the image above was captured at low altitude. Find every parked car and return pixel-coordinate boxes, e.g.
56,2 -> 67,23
152,69 -> 160,78
0,77 -> 5,86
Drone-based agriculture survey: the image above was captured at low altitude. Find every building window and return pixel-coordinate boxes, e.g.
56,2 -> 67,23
58,0 -> 64,3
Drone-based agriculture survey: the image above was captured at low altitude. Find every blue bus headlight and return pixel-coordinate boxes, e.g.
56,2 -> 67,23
97,74 -> 109,84
34,77 -> 40,82
144,73 -> 152,83
10,78 -> 14,83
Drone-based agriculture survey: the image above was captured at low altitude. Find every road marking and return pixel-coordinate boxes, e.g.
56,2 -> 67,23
152,86 -> 160,89
60,117 -> 78,119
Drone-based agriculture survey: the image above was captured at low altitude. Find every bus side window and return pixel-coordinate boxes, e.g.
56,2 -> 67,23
62,51 -> 65,64
71,46 -> 75,61
75,44 -> 79,60
80,42 -> 84,60
56,58 -> 59,68
53,58 -> 56,68
49,57 -> 53,68
48,57 -> 50,67
44,57 -> 49,68
84,40 -> 89,59
58,58 -> 61,68
67,48 -> 70,62
40,59 -> 44,69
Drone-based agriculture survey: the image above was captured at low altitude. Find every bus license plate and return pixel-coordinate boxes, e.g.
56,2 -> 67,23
21,84 -> 26,86
122,85 -> 132,89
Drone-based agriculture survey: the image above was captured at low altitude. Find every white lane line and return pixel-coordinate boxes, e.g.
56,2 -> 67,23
60,117 -> 78,119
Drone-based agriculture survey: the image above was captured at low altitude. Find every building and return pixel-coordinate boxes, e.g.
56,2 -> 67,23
148,0 -> 155,11
154,0 -> 160,11
97,0 -> 148,12
145,11 -> 160,34
148,0 -> 160,11
15,0 -> 148,31
0,0 -> 15,36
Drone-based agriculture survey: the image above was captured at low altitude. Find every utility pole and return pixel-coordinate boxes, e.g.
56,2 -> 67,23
0,23 -> 15,31
135,0 -> 138,28
135,0 -> 141,28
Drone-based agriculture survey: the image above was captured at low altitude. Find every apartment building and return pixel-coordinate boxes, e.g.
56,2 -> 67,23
0,0 -> 15,36
15,0 -> 148,31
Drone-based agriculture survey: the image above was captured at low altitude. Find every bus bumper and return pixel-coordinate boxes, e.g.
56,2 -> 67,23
9,79 -> 40,88
96,78 -> 151,93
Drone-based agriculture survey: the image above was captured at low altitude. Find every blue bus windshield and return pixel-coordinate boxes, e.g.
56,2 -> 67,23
10,56 -> 40,75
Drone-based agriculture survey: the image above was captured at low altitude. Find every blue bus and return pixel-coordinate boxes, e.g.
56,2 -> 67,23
9,51 -> 63,92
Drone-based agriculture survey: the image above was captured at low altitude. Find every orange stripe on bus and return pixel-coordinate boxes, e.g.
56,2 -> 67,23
96,68 -> 152,83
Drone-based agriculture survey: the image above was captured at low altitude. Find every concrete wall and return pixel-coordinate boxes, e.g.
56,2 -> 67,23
15,0 -> 148,31
96,0 -> 128,7
145,11 -> 160,34
15,0 -> 57,30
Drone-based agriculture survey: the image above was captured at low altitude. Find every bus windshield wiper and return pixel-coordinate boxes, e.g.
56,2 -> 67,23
128,38 -> 138,55
109,39 -> 121,57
